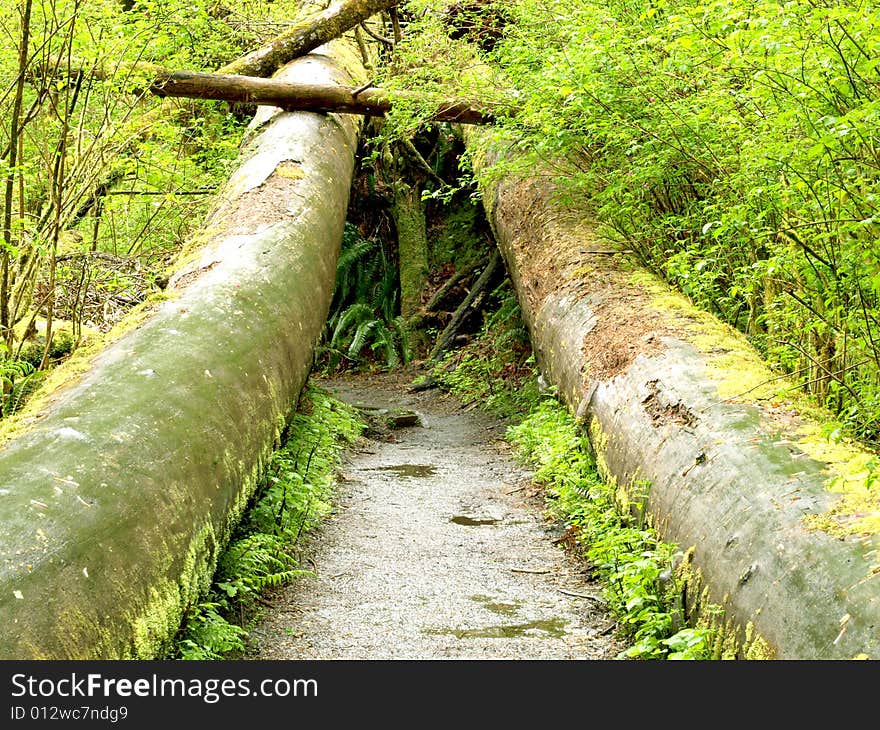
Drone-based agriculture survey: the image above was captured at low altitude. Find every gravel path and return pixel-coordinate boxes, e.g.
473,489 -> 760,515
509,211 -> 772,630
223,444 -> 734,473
246,372 -> 625,660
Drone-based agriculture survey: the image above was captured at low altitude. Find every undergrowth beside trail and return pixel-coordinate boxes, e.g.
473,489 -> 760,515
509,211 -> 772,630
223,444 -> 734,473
431,286 -> 729,659
170,385 -> 364,660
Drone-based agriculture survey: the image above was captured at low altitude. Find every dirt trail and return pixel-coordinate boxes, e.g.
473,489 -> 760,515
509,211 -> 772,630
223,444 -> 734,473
247,372 -> 625,660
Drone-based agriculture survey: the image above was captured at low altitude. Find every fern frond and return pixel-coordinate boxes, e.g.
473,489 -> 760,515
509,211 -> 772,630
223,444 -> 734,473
348,319 -> 378,358
330,303 -> 374,348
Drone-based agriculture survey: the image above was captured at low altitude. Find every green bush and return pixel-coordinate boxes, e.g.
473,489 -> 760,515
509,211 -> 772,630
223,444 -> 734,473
474,0 -> 880,442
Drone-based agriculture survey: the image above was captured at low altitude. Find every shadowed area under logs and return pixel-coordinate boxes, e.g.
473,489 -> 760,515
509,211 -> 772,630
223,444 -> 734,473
246,372 -> 624,660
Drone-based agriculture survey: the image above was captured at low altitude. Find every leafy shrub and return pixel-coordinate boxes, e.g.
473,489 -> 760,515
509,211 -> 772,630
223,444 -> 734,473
483,0 -> 880,441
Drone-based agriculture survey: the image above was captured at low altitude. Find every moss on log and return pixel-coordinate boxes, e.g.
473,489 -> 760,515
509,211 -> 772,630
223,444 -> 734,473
466,129 -> 880,659
0,42 -> 364,659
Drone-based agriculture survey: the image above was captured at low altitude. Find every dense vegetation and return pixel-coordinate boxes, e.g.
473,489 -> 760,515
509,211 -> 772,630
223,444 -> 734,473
386,0 -> 880,443
10,1 -> 878,448
3,0 -> 878,660
0,0 -> 304,412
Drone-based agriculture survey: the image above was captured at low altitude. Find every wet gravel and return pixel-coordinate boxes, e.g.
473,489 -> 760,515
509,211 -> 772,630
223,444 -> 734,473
246,371 -> 625,660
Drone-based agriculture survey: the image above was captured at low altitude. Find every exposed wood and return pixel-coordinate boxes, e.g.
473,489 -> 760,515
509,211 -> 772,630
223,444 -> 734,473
150,70 -> 503,125
218,0 -> 399,78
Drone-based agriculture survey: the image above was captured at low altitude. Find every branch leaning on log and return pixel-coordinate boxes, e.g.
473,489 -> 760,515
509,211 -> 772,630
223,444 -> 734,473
150,70 -> 505,125
218,0 -> 400,78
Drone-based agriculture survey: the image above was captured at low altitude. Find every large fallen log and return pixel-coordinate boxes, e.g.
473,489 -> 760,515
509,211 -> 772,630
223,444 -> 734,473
0,41 -> 364,659
150,70 -> 503,125
466,130 -> 880,659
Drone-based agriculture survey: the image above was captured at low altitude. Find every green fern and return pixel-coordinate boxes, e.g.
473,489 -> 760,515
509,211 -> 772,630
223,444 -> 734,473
318,222 -> 409,371
348,319 -> 378,359
370,325 -> 399,368
176,602 -> 248,660
0,359 -> 41,419
330,302 -> 374,349
170,386 -> 363,660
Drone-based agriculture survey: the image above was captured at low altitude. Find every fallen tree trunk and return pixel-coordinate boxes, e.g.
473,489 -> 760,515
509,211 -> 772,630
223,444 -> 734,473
466,129 -> 880,659
0,41 -> 364,659
150,70 -> 503,125
219,0 -> 398,77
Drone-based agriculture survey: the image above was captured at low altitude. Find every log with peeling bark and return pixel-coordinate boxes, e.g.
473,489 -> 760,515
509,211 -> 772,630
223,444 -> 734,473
0,41 -> 365,659
219,0 -> 399,78
150,70 -> 504,125
465,128 -> 880,659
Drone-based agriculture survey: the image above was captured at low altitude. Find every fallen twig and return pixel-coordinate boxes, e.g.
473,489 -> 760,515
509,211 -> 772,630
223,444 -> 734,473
559,589 -> 605,603
510,567 -> 552,574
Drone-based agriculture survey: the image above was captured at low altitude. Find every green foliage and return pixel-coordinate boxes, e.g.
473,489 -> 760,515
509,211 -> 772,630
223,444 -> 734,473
430,280 -> 538,419
318,223 -> 413,371
172,385 -> 364,660
482,0 -> 880,442
507,398 -> 716,660
0,355 -> 42,418
0,0 -> 306,408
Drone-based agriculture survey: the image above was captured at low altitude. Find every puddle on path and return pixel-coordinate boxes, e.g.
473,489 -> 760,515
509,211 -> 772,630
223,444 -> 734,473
425,618 -> 569,640
451,515 -> 500,526
370,464 -> 436,478
470,594 -> 522,617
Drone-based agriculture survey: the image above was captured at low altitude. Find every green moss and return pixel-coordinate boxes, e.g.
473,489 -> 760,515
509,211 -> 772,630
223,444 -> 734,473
429,198 -> 486,271
275,161 -> 305,180
799,424 -> 880,537
0,292 -> 172,446
632,269 -> 880,539
671,548 -> 775,660
586,415 -> 615,487
132,519 -> 223,659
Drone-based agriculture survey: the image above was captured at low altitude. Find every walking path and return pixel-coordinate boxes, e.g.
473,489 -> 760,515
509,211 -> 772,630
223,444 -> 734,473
247,372 -> 624,660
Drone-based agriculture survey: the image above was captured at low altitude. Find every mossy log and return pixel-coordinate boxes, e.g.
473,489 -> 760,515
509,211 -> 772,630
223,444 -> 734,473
0,42 -> 364,659
466,129 -> 880,659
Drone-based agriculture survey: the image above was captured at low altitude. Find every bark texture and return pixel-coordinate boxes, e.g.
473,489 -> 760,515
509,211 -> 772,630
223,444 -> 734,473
466,128 -> 880,659
392,182 -> 429,320
219,0 -> 398,78
150,70 -> 502,125
0,42 -> 364,659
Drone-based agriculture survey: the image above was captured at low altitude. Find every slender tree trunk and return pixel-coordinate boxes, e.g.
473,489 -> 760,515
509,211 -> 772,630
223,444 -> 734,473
392,180 -> 429,320
2,0 -> 33,350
